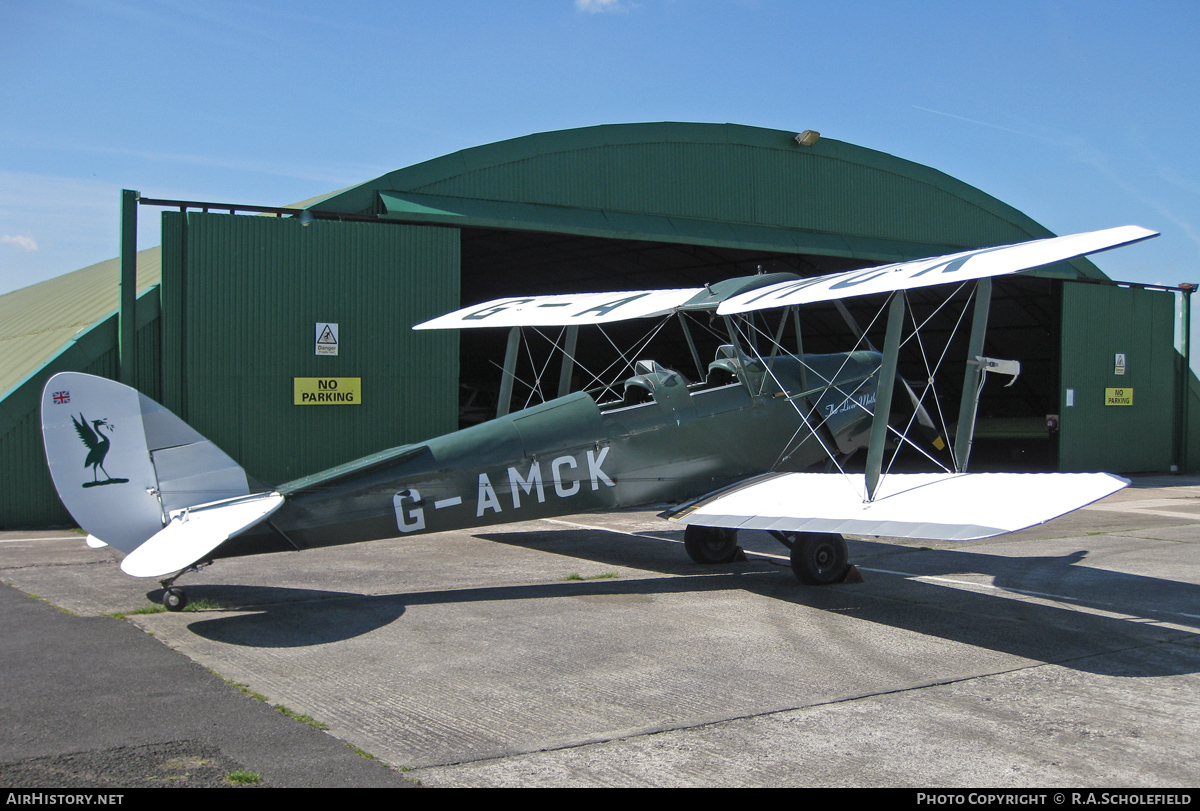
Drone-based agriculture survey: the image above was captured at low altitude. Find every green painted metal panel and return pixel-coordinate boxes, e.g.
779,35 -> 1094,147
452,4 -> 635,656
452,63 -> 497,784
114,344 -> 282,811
1185,370 -> 1200,473
1059,283 -> 1177,472
161,212 -> 186,416
119,189 -> 138,386
0,406 -> 73,527
163,213 -> 459,485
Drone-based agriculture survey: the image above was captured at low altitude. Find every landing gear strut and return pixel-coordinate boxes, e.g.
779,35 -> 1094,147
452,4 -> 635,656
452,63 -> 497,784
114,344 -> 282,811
683,525 -> 742,564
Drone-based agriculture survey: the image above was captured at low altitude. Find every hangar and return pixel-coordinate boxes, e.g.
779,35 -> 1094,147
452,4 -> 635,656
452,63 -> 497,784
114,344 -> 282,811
1,122 -> 1195,527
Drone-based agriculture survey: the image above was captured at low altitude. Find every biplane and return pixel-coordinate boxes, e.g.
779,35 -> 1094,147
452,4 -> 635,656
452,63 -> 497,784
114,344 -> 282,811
41,226 -> 1156,609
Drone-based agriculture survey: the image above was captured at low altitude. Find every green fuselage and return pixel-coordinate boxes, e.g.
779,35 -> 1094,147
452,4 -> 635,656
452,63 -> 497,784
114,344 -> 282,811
225,351 -> 880,557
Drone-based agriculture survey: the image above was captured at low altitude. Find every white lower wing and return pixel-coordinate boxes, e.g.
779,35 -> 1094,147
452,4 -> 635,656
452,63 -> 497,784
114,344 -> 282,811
663,472 -> 1128,541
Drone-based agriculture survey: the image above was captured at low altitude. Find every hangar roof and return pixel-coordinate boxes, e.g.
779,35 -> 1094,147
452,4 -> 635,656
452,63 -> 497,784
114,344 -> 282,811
312,121 -> 1105,276
0,247 -> 160,398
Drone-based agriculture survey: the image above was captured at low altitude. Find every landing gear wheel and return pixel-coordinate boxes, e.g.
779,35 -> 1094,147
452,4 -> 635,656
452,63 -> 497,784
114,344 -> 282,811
163,587 -> 188,612
789,533 -> 849,585
684,525 -> 740,564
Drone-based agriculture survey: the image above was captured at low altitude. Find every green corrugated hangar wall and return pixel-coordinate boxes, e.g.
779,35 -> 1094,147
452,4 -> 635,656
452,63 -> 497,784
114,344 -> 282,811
158,213 -> 460,485
1059,283 -> 1182,472
0,122 -> 1195,527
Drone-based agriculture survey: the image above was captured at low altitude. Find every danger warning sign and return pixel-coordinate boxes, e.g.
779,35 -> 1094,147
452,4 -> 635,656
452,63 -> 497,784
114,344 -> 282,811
315,322 -> 338,356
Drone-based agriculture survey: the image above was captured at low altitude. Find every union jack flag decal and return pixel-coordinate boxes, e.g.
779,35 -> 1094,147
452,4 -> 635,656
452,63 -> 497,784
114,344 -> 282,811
52,391 -> 70,405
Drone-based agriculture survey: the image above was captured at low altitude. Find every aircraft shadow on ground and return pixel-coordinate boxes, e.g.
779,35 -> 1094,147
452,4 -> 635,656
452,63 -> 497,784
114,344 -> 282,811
156,586 -> 407,648
175,528 -> 1200,677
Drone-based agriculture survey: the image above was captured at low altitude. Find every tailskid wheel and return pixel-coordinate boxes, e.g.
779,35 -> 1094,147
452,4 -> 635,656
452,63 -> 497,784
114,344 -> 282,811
684,525 -> 742,564
789,532 -> 849,585
162,586 -> 188,612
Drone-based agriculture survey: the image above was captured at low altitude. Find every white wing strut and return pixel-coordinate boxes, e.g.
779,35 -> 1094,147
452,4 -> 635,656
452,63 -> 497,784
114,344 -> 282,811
718,226 -> 1157,313
664,472 -> 1129,541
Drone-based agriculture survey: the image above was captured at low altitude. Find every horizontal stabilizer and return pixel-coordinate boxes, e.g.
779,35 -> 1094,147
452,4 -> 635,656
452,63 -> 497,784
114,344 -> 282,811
718,226 -> 1158,313
121,493 -> 285,578
663,472 -> 1129,541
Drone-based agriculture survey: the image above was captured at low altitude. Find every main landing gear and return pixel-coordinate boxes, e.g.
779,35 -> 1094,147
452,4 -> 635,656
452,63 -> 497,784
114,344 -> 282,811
684,525 -> 859,585
780,531 -> 852,585
683,525 -> 744,564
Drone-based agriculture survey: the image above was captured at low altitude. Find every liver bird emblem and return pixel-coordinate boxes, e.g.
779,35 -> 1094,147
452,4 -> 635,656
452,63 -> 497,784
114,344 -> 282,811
71,413 -> 128,488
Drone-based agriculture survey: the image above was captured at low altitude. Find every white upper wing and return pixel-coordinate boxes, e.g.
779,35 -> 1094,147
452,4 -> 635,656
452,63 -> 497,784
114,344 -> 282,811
412,226 -> 1157,329
413,288 -> 703,330
717,226 -> 1157,314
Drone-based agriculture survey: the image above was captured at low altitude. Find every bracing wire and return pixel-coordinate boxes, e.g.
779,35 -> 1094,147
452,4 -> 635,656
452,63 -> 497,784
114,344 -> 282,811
523,316 -> 675,404
735,302 -> 888,473
878,284 -> 978,480
728,316 -> 867,498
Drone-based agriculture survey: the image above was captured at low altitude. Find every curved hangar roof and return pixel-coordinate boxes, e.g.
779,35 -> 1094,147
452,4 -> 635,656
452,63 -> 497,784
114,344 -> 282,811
307,121 -> 1105,279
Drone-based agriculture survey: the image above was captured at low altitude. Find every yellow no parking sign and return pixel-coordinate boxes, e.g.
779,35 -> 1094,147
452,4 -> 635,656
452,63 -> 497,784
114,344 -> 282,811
294,377 -> 361,405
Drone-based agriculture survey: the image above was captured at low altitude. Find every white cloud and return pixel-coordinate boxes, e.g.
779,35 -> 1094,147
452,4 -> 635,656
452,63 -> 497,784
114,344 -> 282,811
1,234 -> 38,251
575,0 -> 629,13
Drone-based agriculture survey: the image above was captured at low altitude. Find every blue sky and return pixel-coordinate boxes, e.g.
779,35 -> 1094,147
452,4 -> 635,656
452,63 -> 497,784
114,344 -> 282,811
1,0 -> 1196,296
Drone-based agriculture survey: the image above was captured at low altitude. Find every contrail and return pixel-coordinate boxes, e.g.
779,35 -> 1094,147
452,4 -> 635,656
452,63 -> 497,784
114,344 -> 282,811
912,106 -> 1059,144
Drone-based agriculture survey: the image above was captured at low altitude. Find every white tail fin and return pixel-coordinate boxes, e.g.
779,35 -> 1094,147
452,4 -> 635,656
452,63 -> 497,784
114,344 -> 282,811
41,372 -> 258,555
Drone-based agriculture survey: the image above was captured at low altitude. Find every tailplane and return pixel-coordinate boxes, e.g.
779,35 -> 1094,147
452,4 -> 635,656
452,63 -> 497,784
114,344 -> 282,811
41,372 -> 282,576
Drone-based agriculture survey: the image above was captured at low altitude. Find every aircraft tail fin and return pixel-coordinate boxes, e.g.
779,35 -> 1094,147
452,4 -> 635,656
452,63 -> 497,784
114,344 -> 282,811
41,372 -> 280,573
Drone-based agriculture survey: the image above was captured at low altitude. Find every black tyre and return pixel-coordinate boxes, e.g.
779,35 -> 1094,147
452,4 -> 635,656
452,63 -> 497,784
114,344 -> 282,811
163,587 -> 188,612
789,532 -> 848,585
683,525 -> 740,564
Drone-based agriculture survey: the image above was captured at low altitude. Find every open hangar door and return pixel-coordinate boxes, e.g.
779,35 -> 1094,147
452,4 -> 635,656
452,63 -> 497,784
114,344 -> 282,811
453,225 -> 1066,473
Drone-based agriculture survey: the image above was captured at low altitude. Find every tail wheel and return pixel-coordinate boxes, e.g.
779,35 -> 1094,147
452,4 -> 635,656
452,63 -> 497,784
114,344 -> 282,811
163,587 -> 188,612
684,525 -> 740,564
789,533 -> 848,585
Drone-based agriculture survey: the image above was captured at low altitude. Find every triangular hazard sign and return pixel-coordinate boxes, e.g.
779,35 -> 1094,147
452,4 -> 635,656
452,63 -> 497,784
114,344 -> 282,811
317,325 -> 337,345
